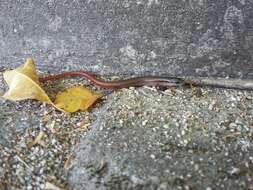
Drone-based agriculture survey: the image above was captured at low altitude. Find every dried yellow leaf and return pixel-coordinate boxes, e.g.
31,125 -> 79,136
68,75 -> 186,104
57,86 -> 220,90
54,86 -> 102,113
2,58 -> 52,103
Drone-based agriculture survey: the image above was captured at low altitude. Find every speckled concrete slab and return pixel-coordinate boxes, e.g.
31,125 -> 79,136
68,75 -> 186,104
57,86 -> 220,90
0,0 -> 253,77
69,87 -> 253,190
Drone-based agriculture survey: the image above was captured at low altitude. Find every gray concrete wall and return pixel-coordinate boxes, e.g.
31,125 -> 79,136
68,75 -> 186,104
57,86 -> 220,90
0,0 -> 253,77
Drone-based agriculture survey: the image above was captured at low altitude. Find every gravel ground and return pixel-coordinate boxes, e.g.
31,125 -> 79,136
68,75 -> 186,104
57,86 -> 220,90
0,70 -> 253,189
0,71 -> 101,190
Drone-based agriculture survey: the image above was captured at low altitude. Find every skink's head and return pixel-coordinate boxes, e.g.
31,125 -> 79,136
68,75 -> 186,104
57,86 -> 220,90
155,77 -> 184,87
139,76 -> 184,89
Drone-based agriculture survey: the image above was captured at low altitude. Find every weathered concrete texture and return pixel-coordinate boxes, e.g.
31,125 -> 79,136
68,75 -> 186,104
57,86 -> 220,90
0,0 -> 253,77
68,87 -> 253,190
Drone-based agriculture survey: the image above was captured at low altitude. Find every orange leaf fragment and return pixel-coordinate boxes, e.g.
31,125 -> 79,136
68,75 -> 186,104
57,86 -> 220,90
27,131 -> 45,148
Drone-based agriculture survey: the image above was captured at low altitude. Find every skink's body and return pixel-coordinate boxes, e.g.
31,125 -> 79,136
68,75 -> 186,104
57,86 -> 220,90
39,71 -> 183,89
39,71 -> 253,91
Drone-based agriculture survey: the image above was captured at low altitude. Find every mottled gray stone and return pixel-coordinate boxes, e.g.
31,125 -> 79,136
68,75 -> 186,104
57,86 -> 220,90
68,88 -> 253,190
0,0 -> 253,77
0,100 -> 41,148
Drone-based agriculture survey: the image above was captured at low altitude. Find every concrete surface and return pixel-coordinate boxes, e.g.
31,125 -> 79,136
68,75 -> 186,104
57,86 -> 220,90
0,0 -> 253,77
1,1 -> 253,190
68,87 -> 253,190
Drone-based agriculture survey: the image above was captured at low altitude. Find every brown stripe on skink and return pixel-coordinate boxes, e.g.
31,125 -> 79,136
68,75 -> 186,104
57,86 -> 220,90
39,71 -> 183,89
